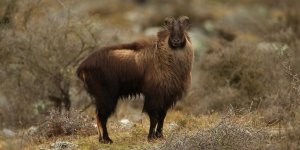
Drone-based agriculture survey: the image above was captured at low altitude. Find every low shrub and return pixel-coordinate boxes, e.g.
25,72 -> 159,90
181,41 -> 285,114
31,110 -> 96,140
160,118 -> 269,150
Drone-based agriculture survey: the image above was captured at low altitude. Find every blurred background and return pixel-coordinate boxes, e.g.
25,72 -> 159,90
0,0 -> 299,149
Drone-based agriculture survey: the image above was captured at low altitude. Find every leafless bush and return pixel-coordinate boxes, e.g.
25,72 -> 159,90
160,118 -> 269,150
180,6 -> 300,147
0,0 -> 107,128
263,2 -> 300,147
273,51 -> 300,149
258,50 -> 300,149
31,110 -> 95,140
181,41 -> 285,114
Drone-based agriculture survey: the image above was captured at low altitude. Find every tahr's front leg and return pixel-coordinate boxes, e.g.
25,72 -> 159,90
147,111 -> 158,141
156,109 -> 167,139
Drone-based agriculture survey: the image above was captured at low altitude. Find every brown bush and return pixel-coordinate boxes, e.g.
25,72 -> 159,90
160,117 -> 269,150
0,0 -> 106,129
179,2 -> 300,147
181,41 -> 285,114
31,110 -> 96,139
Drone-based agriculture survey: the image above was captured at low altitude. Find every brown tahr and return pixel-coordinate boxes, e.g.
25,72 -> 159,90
76,16 -> 194,144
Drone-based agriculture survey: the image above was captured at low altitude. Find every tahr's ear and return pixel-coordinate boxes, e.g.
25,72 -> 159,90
179,16 -> 190,30
164,17 -> 175,29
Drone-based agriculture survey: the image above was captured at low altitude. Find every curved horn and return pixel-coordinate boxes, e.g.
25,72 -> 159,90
179,16 -> 190,29
164,17 -> 175,28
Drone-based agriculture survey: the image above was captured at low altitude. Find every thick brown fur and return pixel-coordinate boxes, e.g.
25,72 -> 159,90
77,16 -> 194,143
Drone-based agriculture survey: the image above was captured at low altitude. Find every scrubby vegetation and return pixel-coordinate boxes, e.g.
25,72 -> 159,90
0,0 -> 300,149
181,42 -> 284,114
161,117 -> 269,150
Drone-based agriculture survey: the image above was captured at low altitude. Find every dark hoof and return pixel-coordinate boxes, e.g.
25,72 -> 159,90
148,137 -> 155,142
103,138 -> 113,144
148,133 -> 156,142
155,132 -> 164,139
99,137 -> 113,144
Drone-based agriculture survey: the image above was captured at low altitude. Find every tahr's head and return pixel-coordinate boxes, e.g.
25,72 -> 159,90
164,16 -> 190,49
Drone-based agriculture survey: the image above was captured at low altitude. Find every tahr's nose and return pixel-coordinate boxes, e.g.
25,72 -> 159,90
172,38 -> 180,43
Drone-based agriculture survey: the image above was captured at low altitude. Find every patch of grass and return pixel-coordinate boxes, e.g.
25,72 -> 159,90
20,111 -> 221,149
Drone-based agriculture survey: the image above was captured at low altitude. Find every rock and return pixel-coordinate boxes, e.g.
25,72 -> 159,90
188,28 -> 208,55
119,118 -> 133,129
27,126 -> 38,136
2,128 -> 16,137
0,92 -> 8,108
144,27 -> 161,37
50,141 -> 77,150
217,6 -> 270,33
203,21 -> 215,33
257,42 -> 288,54
92,123 -> 98,128
168,122 -> 179,131
119,118 -> 130,124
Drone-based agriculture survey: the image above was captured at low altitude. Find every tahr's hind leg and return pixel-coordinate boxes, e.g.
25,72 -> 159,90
96,111 -> 102,141
86,74 -> 118,144
94,92 -> 117,144
96,109 -> 113,144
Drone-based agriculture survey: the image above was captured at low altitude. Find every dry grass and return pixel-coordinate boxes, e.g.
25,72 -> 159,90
0,110 -> 219,150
